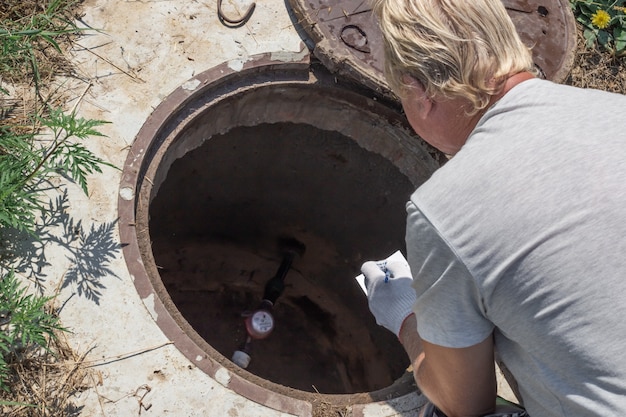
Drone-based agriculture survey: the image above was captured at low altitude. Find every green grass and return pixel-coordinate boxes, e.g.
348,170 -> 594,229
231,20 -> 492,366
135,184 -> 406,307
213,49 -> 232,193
0,0 -> 88,86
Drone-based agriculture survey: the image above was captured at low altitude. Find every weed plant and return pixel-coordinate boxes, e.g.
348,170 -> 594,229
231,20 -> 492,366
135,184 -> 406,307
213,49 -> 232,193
0,0 -> 112,402
0,271 -> 65,391
1,109 -> 112,234
571,0 -> 626,56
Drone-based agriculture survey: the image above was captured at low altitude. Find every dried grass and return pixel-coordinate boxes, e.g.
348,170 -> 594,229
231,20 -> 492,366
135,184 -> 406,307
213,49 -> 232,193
0,0 -> 78,79
0,0 -> 80,131
1,330 -> 92,417
566,29 -> 626,94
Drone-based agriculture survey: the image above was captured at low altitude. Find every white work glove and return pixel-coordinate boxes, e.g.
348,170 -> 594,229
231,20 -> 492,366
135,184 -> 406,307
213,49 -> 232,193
361,259 -> 416,337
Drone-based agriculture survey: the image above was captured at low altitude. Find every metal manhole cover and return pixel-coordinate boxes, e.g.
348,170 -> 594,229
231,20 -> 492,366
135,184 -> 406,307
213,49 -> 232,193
288,0 -> 576,96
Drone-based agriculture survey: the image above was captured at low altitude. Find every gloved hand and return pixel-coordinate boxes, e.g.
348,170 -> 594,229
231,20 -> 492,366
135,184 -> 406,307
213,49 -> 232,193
361,259 -> 416,337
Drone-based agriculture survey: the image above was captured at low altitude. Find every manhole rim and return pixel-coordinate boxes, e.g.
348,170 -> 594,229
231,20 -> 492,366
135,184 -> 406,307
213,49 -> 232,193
118,51 -> 431,415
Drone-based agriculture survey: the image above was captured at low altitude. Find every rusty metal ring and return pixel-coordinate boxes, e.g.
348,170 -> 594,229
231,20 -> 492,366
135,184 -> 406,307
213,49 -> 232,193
341,24 -> 370,53
218,0 -> 256,26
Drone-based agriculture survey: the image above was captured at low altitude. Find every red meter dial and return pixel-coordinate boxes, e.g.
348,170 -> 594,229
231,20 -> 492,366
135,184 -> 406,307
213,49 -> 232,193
245,309 -> 275,339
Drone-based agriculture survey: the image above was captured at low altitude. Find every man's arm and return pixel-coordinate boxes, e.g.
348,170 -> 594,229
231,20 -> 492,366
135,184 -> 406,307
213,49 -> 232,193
399,314 -> 497,417
361,252 -> 497,416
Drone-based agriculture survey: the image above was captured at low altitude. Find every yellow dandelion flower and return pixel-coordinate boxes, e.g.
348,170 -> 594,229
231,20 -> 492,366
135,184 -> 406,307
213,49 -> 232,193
613,6 -> 626,13
591,10 -> 611,29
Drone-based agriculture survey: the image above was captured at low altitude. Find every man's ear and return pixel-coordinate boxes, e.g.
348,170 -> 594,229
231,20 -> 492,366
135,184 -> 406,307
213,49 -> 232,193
402,75 -> 433,120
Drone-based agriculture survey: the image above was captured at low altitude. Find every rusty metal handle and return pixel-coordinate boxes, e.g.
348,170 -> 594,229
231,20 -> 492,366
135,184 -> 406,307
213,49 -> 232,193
218,0 -> 256,26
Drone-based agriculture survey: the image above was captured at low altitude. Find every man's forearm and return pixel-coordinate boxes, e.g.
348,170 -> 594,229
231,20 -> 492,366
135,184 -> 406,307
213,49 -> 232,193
398,314 -> 497,417
398,313 -> 425,366
398,314 -> 433,402
398,314 -> 433,403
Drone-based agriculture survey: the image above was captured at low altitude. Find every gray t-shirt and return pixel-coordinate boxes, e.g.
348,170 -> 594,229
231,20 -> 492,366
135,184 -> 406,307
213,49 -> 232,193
406,79 -> 626,417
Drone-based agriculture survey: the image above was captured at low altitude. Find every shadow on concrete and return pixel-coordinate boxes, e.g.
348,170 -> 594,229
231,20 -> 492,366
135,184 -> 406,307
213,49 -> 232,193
0,189 -> 120,304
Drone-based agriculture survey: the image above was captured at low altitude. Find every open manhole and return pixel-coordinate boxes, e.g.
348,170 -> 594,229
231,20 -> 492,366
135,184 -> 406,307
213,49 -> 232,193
151,121 -> 415,395
119,53 -> 443,415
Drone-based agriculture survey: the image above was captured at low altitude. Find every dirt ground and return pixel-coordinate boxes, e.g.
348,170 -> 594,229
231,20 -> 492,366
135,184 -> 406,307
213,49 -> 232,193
566,34 -> 626,94
154,237 -> 408,394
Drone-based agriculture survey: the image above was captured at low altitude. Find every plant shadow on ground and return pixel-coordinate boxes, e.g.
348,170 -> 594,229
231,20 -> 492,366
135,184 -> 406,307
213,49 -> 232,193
0,187 -> 119,415
0,189 -> 121,305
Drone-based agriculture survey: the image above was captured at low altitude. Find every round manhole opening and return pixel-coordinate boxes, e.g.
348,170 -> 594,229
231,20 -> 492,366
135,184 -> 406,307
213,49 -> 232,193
151,121 -> 412,394
119,54 -> 443,414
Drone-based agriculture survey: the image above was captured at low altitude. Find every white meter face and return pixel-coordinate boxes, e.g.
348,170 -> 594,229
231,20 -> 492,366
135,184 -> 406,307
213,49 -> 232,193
251,310 -> 274,334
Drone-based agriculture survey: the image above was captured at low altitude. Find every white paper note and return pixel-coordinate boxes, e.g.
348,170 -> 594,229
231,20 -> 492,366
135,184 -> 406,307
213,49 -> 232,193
355,250 -> 407,295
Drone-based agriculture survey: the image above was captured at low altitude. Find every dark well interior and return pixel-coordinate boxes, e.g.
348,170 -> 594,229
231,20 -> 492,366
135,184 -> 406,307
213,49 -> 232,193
149,121 -> 418,394
134,68 -> 444,398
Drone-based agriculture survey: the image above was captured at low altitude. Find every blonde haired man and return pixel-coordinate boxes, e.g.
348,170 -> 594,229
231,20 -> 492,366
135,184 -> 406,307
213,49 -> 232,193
361,0 -> 626,416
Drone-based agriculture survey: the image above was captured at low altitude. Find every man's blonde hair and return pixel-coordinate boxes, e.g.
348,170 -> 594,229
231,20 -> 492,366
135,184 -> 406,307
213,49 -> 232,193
372,0 -> 537,113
